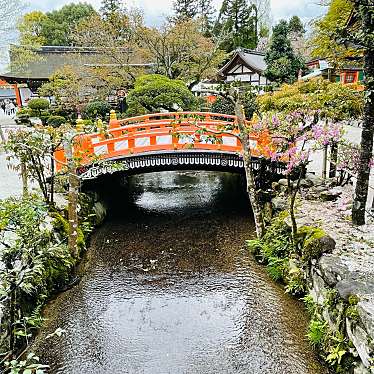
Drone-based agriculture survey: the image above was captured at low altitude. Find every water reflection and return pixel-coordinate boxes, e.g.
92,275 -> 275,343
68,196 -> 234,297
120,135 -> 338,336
34,171 -> 326,374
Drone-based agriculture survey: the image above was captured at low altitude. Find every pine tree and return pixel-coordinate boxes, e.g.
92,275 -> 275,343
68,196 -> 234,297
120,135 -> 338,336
100,0 -> 123,20
264,20 -> 303,84
172,0 -> 198,23
198,0 -> 215,35
214,0 -> 258,52
288,15 -> 305,35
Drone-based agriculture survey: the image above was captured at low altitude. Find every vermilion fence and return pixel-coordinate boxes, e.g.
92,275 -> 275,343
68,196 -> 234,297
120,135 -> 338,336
54,112 -> 272,171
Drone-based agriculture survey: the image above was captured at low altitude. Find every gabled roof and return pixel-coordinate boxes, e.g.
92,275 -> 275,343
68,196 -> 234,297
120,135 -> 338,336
218,49 -> 267,76
0,45 -> 152,83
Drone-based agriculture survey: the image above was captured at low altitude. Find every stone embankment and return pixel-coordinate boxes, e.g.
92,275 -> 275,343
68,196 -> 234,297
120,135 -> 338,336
273,175 -> 374,373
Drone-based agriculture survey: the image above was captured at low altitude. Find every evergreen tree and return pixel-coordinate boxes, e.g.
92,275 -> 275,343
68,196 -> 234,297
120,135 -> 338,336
214,0 -> 258,52
172,0 -> 198,22
197,0 -> 215,35
100,0 -> 123,20
264,20 -> 304,84
288,15 -> 305,35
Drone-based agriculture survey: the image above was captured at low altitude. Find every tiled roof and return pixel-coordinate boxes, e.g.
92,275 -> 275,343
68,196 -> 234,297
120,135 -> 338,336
0,45 -> 151,81
218,48 -> 267,76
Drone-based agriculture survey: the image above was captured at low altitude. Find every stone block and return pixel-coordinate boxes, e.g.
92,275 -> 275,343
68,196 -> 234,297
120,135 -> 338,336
358,301 -> 374,341
347,318 -> 373,369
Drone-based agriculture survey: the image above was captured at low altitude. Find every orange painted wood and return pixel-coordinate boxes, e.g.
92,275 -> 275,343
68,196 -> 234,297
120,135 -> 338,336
54,112 -> 272,172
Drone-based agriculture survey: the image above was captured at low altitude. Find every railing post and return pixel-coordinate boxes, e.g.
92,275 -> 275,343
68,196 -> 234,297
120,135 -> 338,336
76,117 -> 85,132
109,110 -> 118,130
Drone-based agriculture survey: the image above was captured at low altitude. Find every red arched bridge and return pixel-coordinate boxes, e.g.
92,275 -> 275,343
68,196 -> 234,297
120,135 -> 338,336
55,112 -> 286,181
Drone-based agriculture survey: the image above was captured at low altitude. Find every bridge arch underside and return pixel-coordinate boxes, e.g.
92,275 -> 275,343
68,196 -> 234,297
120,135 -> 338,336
78,151 -> 286,187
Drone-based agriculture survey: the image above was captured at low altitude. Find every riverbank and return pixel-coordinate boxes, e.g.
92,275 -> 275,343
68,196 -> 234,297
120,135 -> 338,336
252,181 -> 374,373
0,191 -> 107,369
298,184 -> 374,374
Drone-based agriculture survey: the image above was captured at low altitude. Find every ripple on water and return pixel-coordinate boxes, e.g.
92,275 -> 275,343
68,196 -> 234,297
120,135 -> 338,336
33,172 -> 326,374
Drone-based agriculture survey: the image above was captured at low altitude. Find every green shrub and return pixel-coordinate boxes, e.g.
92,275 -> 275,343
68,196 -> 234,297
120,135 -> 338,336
211,96 -> 235,115
302,294 -> 316,315
15,109 -> 31,125
307,318 -> 327,348
84,100 -> 111,119
266,257 -> 287,281
27,98 -> 50,112
126,74 -> 197,116
285,266 -> 307,296
47,115 -> 66,127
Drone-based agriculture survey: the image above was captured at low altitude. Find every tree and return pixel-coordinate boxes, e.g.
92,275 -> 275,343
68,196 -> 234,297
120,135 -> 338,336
5,126 -> 64,206
172,0 -> 215,34
257,78 -> 364,120
17,11 -> 47,46
342,0 -> 374,225
264,20 -> 304,84
83,100 -> 111,119
252,0 -> 271,33
309,0 -> 354,62
197,0 -> 215,35
17,3 -> 97,47
288,15 -> 305,35
100,0 -> 123,20
188,89 -> 266,237
258,111 -> 343,241
137,19 -> 226,87
212,89 -> 258,119
126,74 -> 197,115
39,66 -> 82,117
214,0 -> 258,52
172,0 -> 198,22
73,10 -> 144,94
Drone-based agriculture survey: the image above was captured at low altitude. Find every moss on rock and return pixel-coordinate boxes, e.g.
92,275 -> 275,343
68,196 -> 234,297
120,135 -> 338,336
298,226 -> 335,263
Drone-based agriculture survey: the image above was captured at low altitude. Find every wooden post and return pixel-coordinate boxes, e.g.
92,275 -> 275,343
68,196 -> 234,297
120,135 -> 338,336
13,84 -> 22,108
64,132 -> 79,258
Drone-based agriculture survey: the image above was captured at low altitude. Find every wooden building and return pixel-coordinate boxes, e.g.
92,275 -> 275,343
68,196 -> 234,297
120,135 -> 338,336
0,45 -> 154,106
218,49 -> 271,87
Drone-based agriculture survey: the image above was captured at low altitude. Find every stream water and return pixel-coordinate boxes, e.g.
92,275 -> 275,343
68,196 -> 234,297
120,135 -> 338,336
34,171 -> 326,374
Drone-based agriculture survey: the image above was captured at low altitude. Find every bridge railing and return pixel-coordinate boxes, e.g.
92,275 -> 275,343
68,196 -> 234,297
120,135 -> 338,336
54,112 -> 270,171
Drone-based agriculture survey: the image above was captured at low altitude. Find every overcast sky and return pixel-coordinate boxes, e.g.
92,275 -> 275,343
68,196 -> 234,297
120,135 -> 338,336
28,0 -> 326,26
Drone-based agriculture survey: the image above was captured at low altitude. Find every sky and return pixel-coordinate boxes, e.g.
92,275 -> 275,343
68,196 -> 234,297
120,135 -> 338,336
28,0 -> 326,27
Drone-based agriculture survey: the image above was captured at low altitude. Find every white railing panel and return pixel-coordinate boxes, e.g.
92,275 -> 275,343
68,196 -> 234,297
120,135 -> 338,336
135,137 -> 150,147
156,135 -> 172,145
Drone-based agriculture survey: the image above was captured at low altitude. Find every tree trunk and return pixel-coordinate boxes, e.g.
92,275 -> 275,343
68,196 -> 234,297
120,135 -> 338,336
289,169 -> 303,243
50,151 -> 55,206
322,144 -> 328,180
21,161 -> 28,198
235,102 -> 265,238
64,135 -> 80,258
8,288 -> 15,354
352,30 -> 374,225
329,142 -> 338,178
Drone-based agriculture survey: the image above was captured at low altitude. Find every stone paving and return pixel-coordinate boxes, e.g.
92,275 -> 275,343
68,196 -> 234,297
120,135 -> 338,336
0,114 -> 23,199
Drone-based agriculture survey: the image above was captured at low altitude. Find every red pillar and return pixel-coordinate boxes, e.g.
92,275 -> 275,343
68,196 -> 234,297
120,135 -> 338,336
13,84 -> 22,107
